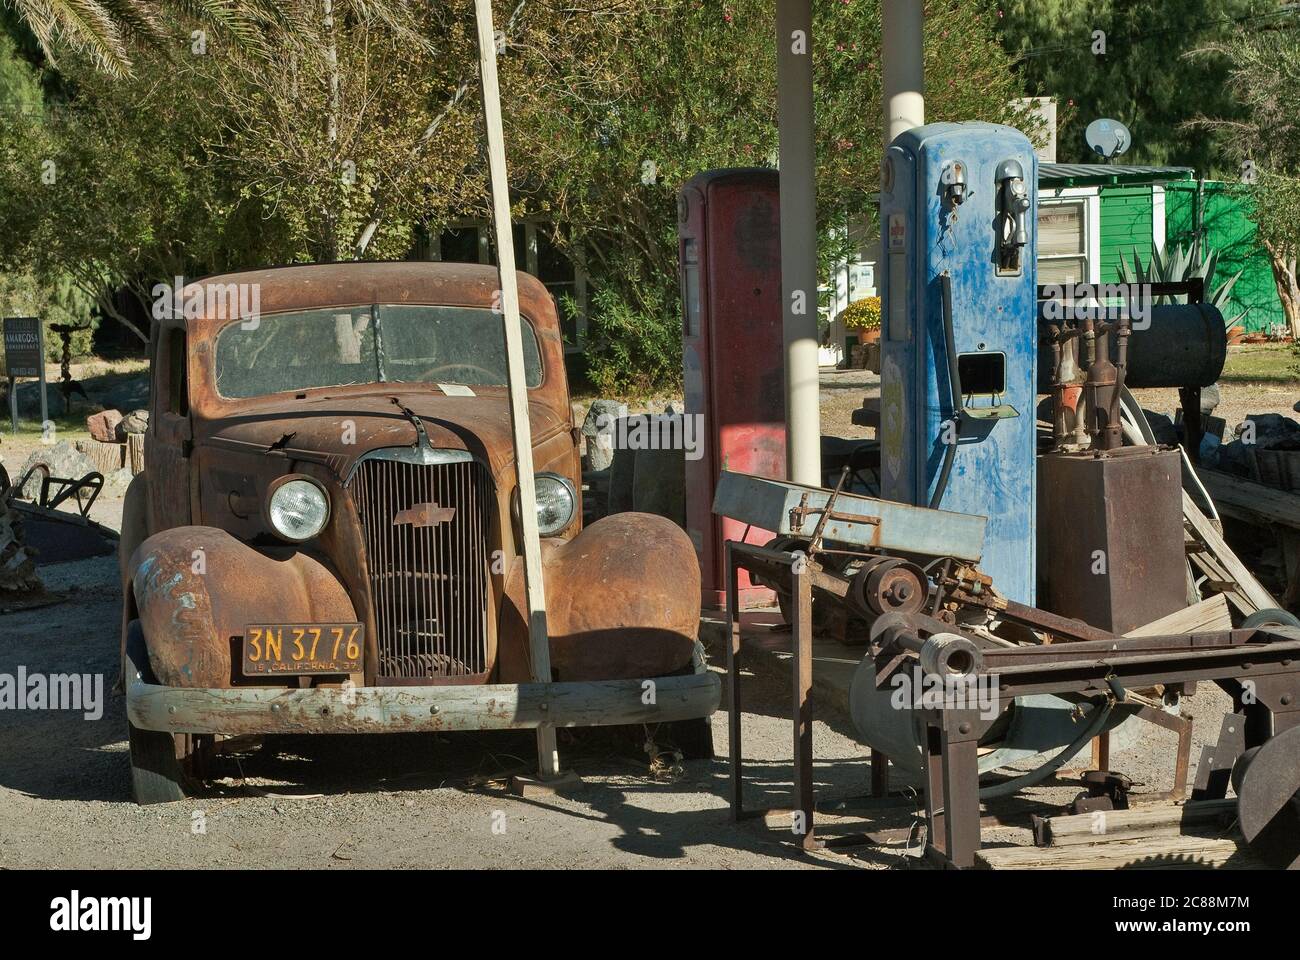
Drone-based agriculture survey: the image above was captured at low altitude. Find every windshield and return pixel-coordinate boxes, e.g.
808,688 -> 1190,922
213,304 -> 544,399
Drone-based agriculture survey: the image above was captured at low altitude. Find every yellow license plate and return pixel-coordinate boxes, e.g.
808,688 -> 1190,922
242,623 -> 364,676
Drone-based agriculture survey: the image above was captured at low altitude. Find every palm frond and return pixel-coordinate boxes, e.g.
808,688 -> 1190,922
9,0 -> 133,76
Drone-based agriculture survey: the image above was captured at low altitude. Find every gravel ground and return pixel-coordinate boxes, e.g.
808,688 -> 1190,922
0,538 -> 1237,870
1,363 -> 1284,869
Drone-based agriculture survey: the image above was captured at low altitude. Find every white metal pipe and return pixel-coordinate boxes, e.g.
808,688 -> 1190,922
882,0 -> 925,145
472,0 -> 561,779
775,0 -> 822,486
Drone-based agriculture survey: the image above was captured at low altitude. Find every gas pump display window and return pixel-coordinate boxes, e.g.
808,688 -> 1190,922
957,352 -> 1006,397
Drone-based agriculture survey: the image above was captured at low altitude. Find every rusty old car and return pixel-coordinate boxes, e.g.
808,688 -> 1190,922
119,261 -> 720,803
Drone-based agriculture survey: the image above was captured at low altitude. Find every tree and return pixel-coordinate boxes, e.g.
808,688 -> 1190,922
1188,25 -> 1300,338
511,0 -> 1040,391
2,0 -> 1040,389
995,0 -> 1275,172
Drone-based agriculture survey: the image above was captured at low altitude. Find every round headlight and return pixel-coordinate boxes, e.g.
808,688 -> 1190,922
533,473 -> 576,536
267,477 -> 330,542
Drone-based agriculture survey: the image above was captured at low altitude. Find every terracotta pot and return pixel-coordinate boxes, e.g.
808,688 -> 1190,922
858,327 -> 881,345
1227,325 -> 1246,345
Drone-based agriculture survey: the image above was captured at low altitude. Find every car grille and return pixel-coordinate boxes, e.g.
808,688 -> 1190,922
349,454 -> 494,683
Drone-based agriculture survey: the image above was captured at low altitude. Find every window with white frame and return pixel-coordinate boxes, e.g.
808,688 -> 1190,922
1037,200 -> 1087,286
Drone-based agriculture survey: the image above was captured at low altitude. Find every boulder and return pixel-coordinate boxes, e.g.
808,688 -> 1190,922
117,408 -> 150,438
16,441 -> 99,500
86,409 -> 124,443
581,400 -> 626,472
100,467 -> 136,499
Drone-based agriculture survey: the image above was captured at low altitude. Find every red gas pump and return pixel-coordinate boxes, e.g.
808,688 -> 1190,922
679,169 -> 787,609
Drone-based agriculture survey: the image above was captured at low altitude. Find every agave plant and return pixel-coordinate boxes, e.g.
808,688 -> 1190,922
1117,242 -> 1248,329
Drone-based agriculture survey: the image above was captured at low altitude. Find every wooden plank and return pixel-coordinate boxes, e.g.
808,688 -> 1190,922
977,834 -> 1263,870
1125,594 -> 1231,637
473,0 -> 560,779
1197,468 -> 1300,530
1037,799 -> 1237,847
1182,490 -> 1277,612
1189,550 -> 1254,616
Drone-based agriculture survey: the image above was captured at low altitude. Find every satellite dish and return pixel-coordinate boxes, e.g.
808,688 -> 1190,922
1085,118 -> 1132,160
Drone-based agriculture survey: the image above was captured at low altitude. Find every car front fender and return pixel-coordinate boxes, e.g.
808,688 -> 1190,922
128,526 -> 357,687
499,512 -> 703,682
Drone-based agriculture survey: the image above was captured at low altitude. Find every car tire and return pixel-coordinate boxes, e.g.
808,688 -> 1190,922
125,621 -> 192,804
1242,608 -> 1300,629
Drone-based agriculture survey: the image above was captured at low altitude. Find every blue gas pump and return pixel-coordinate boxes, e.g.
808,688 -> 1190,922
879,122 -> 1038,603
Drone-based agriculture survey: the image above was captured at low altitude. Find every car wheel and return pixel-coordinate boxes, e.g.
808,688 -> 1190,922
125,621 -> 194,804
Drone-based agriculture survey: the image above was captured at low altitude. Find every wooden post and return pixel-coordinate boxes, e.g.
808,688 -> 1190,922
36,317 -> 47,436
472,0 -> 563,781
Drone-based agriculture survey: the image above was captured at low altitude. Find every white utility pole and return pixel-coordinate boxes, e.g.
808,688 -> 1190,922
775,0 -> 822,487
882,0 -> 925,145
472,0 -> 562,781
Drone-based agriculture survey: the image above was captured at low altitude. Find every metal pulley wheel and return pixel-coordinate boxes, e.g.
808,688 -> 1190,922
1233,724 -> 1300,869
849,557 -> 927,617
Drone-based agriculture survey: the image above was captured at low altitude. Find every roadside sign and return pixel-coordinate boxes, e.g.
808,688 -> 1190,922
3,317 -> 42,378
3,316 -> 48,435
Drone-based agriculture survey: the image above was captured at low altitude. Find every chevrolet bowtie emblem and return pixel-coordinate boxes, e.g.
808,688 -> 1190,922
393,502 -> 457,527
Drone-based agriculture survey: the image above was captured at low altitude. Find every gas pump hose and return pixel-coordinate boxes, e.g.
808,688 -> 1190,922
930,274 -> 963,510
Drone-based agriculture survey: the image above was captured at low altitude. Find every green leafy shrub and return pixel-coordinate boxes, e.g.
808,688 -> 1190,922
565,266 -> 682,398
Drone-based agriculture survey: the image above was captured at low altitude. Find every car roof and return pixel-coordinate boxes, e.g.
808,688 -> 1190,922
171,261 -> 555,337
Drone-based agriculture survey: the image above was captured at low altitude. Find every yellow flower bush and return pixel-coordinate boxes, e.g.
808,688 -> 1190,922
840,296 -> 881,331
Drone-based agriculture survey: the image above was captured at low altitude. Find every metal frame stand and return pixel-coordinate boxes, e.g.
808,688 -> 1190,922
726,541 -> 823,851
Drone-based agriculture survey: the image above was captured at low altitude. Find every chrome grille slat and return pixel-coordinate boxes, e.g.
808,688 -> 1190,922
350,455 -> 493,682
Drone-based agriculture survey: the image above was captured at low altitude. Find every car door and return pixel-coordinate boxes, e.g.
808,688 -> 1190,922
144,321 -> 194,533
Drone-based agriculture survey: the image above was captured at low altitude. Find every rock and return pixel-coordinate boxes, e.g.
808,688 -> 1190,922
581,400 -> 626,472
663,399 -> 685,417
580,399 -> 627,438
86,409 -> 124,443
1200,383 -> 1221,415
16,441 -> 99,500
100,468 -> 135,499
117,409 -> 149,438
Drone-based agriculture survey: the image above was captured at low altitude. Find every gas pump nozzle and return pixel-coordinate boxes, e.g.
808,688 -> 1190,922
995,159 -> 1030,273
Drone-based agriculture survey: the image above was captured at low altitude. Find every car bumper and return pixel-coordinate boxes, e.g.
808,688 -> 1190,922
125,653 -> 721,736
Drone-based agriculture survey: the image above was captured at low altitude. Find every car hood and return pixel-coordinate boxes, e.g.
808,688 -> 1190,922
196,388 -> 569,483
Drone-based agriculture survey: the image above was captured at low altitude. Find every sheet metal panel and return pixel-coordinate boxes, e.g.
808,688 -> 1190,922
712,470 -> 985,561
